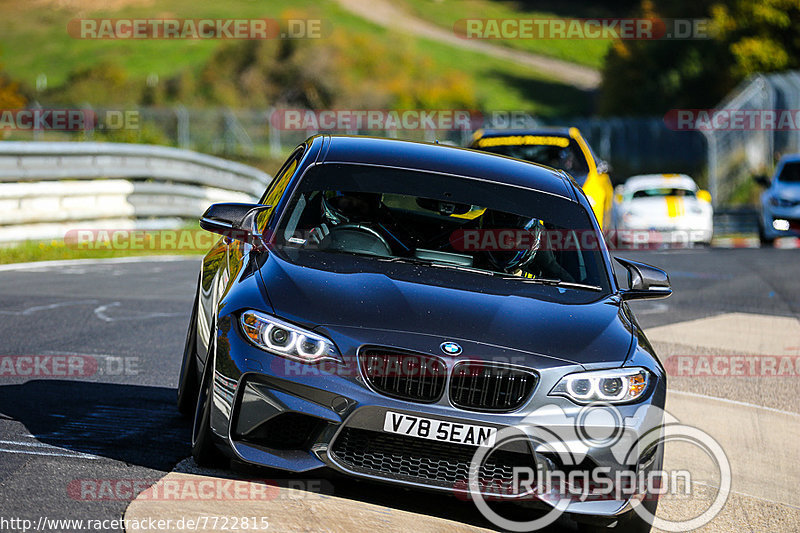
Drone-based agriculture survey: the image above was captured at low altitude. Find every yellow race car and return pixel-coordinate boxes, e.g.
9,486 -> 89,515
469,127 -> 614,229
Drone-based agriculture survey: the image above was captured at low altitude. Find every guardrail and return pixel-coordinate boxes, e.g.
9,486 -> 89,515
0,142 -> 271,243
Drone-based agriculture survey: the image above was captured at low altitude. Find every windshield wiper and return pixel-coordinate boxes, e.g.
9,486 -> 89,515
505,277 -> 603,291
381,257 -> 602,290
380,256 -> 497,276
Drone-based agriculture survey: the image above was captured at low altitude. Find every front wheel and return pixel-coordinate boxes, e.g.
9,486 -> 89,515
577,444 -> 663,533
577,500 -> 657,533
758,220 -> 775,247
191,327 -> 226,467
177,286 -> 200,417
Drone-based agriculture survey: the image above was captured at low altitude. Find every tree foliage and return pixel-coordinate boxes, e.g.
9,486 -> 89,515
599,0 -> 800,115
170,18 -> 477,111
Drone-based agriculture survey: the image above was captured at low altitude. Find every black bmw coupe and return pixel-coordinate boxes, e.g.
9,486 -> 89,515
178,135 -> 671,531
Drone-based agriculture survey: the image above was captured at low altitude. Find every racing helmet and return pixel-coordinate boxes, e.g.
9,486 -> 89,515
321,191 -> 383,225
482,210 -> 544,273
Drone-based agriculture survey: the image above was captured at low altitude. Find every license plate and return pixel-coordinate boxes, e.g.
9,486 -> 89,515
383,411 -> 497,447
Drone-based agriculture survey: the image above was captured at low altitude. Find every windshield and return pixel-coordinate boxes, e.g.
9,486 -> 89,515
274,163 -> 611,293
778,161 -> 800,183
475,137 -> 590,184
631,187 -> 696,199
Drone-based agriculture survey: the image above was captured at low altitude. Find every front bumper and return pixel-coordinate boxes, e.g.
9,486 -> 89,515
761,204 -> 800,239
208,316 -> 667,518
615,220 -> 713,246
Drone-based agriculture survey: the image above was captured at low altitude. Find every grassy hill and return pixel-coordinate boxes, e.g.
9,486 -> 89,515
397,0 -> 614,69
0,0 -> 595,115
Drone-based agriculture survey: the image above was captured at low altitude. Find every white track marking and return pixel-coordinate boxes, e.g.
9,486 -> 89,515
93,301 -> 184,322
669,389 -> 800,418
0,448 -> 99,459
690,480 -> 800,511
0,299 -> 98,316
646,312 -> 800,355
0,438 -> 99,459
667,388 -> 800,507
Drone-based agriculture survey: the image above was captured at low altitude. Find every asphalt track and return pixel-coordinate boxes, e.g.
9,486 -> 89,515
0,249 -> 798,532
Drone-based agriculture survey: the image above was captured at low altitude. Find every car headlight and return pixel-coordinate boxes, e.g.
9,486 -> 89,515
240,310 -> 342,363
550,368 -> 651,404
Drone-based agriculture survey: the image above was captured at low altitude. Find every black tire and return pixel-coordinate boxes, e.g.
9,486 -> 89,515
576,445 -> 663,533
758,222 -> 775,247
177,288 -> 200,417
191,323 -> 227,467
577,499 -> 657,533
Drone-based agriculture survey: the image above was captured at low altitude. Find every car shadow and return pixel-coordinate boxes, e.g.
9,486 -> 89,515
0,379 -> 579,531
223,459 -> 581,532
0,379 -> 191,471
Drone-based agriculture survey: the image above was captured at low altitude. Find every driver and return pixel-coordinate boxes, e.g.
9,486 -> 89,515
479,209 -> 575,282
310,191 -> 410,253
322,192 -> 384,225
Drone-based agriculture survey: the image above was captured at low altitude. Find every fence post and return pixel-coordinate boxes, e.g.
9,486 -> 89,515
176,106 -> 190,149
702,129 -> 718,208
267,108 -> 281,157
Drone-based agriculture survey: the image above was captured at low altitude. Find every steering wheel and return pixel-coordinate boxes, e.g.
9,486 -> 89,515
318,223 -> 393,257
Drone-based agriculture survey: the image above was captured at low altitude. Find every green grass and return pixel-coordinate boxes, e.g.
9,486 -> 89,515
0,0 -> 592,114
397,0 -> 612,69
0,237 -> 206,265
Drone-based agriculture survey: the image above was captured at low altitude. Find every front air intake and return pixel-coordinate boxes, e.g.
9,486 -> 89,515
360,348 -> 447,403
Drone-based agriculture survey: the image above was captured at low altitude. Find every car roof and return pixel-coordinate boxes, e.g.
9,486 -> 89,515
317,135 -> 575,200
622,173 -> 697,191
474,127 -> 574,138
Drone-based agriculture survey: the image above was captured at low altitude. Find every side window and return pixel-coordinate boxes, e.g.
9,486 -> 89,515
256,147 -> 305,230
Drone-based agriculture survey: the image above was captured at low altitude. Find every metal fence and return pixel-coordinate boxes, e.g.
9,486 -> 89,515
703,70 -> 800,207
0,142 -> 270,243
7,104 -> 708,185
565,117 -> 706,181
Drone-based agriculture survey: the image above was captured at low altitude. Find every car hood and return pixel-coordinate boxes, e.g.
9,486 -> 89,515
257,249 -> 632,366
771,181 -> 800,200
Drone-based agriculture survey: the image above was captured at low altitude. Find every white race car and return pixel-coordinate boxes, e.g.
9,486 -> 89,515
613,174 -> 713,246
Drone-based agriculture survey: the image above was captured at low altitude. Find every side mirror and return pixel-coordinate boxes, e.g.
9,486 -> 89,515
199,202 -> 272,247
697,189 -> 712,203
615,257 -> 672,300
754,175 -> 771,188
596,160 -> 610,175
